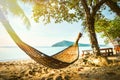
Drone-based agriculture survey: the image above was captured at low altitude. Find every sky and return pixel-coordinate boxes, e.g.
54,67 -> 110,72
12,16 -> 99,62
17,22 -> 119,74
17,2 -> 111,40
0,1 -> 115,47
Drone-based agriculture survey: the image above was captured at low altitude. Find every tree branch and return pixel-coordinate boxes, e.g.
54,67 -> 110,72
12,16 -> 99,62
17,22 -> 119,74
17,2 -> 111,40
92,0 -> 107,16
81,0 -> 90,16
106,0 -> 120,16
96,0 -> 99,4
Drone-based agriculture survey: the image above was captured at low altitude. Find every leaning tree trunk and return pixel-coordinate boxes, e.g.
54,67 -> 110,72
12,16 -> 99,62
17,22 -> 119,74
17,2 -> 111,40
0,9 -> 22,45
86,15 -> 101,56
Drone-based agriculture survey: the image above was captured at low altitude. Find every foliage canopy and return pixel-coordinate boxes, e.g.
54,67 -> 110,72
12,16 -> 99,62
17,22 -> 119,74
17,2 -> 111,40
95,16 -> 120,44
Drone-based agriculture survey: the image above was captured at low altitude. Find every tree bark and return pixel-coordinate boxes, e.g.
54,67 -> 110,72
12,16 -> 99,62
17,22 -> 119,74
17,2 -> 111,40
106,0 -> 120,16
81,0 -> 103,56
86,15 -> 101,56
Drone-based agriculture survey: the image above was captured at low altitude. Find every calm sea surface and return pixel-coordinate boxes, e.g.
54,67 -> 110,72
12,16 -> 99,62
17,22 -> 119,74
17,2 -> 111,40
0,46 -> 111,61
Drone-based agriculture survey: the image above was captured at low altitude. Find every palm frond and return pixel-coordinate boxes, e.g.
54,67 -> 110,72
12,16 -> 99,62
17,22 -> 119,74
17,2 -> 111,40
0,0 -> 30,28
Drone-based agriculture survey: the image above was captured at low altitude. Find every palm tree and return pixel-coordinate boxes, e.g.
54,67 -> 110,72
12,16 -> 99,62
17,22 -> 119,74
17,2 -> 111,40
0,0 -> 30,27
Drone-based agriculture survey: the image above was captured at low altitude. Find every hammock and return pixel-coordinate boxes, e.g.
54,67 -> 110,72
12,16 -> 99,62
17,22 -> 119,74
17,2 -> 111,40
1,15 -> 82,69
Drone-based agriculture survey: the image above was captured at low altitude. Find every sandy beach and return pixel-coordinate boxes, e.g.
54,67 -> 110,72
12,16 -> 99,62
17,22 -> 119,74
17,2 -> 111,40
0,58 -> 120,80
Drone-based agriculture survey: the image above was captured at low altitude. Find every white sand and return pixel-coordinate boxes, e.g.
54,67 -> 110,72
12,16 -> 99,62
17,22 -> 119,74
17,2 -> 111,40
0,58 -> 120,80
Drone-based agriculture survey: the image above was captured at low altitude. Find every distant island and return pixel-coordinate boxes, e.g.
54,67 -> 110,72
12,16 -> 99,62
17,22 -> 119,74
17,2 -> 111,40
52,40 -> 90,47
52,40 -> 106,47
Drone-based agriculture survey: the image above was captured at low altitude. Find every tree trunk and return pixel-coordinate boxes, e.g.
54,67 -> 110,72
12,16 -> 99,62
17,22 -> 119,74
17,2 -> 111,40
86,15 -> 101,56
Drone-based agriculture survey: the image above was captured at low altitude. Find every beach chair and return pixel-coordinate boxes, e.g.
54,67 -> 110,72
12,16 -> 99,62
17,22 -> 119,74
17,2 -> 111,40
3,20 -> 82,69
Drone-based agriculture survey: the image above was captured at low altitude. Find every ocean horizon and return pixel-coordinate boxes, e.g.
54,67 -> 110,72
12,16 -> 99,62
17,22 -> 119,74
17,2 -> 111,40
0,45 -> 112,62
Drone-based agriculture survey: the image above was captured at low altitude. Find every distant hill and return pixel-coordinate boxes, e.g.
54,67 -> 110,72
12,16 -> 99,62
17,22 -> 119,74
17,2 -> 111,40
52,40 -> 91,47
52,40 -> 73,47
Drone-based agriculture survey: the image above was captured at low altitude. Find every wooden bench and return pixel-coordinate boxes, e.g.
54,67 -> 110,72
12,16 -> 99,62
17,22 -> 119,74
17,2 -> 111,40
82,48 -> 113,56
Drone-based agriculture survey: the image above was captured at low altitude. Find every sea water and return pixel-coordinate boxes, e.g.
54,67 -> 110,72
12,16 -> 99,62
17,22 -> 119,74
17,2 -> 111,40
0,46 -> 110,61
